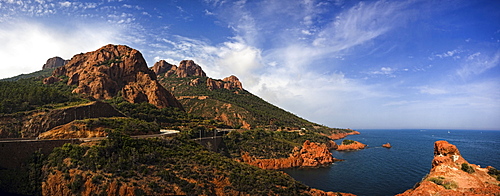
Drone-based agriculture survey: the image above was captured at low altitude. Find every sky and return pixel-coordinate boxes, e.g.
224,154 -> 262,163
0,0 -> 499,130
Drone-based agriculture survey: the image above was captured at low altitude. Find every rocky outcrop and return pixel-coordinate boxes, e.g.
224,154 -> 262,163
151,60 -> 175,75
153,59 -> 206,78
397,141 -> 500,196
241,140 -> 339,170
382,143 -> 392,148
45,44 -> 183,109
177,60 -> 206,77
0,101 -> 125,138
325,130 -> 360,140
42,56 -> 68,70
336,140 -> 367,151
206,76 -> 243,91
222,75 -> 243,90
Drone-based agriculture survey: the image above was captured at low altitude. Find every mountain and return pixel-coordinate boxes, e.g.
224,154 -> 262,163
0,44 -> 358,196
44,44 -> 182,109
155,59 -> 353,136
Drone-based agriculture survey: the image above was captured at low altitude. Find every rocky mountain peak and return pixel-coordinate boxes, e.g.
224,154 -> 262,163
222,75 -> 243,90
42,56 -> 68,70
152,59 -> 206,78
44,44 -> 183,109
151,60 -> 176,75
177,60 -> 206,78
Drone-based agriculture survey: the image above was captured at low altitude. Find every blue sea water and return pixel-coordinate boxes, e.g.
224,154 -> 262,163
283,129 -> 500,196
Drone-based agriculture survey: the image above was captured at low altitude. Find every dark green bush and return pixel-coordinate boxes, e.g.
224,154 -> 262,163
461,163 -> 475,174
342,139 -> 355,145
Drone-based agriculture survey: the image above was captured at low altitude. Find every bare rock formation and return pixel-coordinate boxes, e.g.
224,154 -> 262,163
176,60 -> 206,77
151,60 -> 176,75
336,140 -> 367,151
44,44 -> 183,109
222,75 -> 243,90
206,76 -> 243,91
324,130 -> 360,140
241,140 -> 339,170
42,56 -> 68,70
397,141 -> 500,196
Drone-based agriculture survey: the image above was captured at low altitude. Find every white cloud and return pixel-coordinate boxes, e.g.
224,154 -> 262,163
59,1 -> 71,7
0,20 -> 121,79
312,1 -> 409,53
457,51 -> 500,79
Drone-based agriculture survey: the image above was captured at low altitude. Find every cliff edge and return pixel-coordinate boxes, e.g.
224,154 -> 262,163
397,140 -> 500,196
241,140 -> 339,170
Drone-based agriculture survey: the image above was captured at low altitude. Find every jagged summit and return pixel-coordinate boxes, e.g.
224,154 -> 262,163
42,56 -> 68,70
151,59 -> 206,78
44,44 -> 183,109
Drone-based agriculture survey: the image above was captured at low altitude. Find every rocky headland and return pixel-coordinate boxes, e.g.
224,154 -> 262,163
397,140 -> 500,195
336,140 -> 367,151
241,140 -> 340,170
325,130 -> 360,140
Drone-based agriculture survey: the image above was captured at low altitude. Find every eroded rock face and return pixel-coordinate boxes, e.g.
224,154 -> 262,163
42,56 -> 68,70
397,141 -> 500,196
177,60 -> 206,77
206,76 -> 243,91
45,44 -> 183,109
241,140 -> 338,170
151,60 -> 175,75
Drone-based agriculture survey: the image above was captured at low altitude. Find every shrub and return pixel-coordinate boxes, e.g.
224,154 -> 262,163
487,167 -> 500,181
91,175 -> 104,184
342,139 -> 355,145
68,174 -> 84,193
428,176 -> 458,189
461,163 -> 475,174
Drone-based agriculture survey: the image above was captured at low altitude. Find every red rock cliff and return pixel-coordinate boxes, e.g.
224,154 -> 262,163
397,141 -> 500,196
241,140 -> 338,170
45,44 -> 183,109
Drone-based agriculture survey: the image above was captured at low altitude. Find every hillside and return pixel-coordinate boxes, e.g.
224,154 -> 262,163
0,44 -> 358,195
156,60 -> 354,136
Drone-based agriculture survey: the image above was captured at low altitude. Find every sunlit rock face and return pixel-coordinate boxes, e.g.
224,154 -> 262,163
45,44 -> 183,109
397,140 -> 500,196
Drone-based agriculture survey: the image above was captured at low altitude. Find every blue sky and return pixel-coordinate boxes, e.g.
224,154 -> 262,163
0,0 -> 499,130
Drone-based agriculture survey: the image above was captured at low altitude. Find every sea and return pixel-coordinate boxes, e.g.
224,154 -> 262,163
283,129 -> 500,196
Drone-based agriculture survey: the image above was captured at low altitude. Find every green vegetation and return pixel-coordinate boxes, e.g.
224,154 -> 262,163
223,129 -> 332,159
428,176 -> 458,189
487,167 -> 500,181
159,76 -> 354,136
0,150 -> 45,195
461,163 -> 475,174
0,68 -> 54,82
44,133 -> 311,195
342,139 -> 356,145
76,117 -> 160,135
0,77 -> 82,114
107,97 -> 194,125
